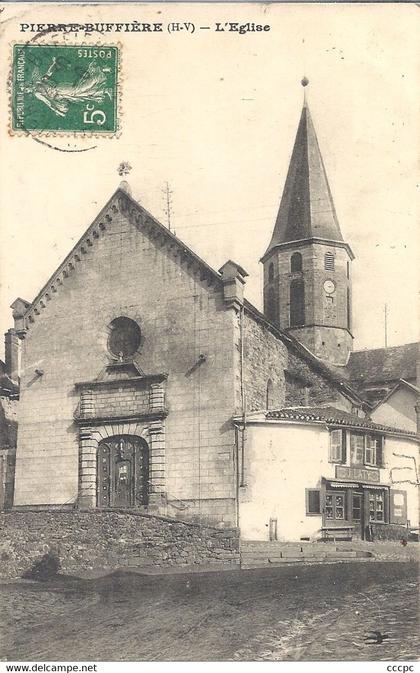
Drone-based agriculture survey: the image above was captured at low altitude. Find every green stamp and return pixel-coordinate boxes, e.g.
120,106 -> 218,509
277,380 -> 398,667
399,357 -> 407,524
12,44 -> 119,133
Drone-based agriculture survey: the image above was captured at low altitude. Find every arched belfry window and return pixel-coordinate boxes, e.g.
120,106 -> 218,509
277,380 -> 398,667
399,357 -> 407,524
290,279 -> 305,326
324,252 -> 335,271
108,317 -> 141,359
291,252 -> 303,273
268,262 -> 275,282
266,287 -> 278,324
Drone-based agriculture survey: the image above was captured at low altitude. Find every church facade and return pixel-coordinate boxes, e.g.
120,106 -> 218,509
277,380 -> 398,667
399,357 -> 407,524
4,91 -> 419,542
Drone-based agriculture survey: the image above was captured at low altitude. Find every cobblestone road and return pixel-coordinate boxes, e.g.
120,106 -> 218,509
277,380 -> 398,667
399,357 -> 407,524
1,561 -> 418,661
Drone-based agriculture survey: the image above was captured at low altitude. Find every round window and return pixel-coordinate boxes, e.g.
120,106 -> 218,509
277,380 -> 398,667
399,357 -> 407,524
108,317 -> 141,359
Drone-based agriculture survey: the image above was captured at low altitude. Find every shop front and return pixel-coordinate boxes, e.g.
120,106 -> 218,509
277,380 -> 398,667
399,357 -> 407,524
322,466 -> 407,540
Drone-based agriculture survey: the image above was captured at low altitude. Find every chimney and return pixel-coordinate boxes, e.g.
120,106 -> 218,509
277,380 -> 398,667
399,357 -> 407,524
5,297 -> 31,383
4,329 -> 20,382
218,260 -> 248,310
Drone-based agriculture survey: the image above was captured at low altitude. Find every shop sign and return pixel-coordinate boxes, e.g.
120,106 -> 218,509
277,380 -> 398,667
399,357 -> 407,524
335,465 -> 380,483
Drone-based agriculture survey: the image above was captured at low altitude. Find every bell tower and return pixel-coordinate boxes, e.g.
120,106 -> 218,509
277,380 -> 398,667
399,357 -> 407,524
262,80 -> 354,366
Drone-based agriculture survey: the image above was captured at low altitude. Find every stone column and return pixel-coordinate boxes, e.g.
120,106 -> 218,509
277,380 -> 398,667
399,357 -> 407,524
148,420 -> 166,511
78,427 -> 97,508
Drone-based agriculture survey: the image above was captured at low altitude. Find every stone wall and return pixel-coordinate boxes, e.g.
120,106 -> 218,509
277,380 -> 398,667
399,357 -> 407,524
242,312 -> 287,413
286,350 -> 352,411
242,308 -> 351,414
0,510 -> 240,579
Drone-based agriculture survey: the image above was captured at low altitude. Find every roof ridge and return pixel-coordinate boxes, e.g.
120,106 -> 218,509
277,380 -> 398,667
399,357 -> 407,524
351,341 -> 419,354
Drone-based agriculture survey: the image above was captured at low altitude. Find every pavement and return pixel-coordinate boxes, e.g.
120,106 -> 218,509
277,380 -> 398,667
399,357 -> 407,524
1,559 -> 418,661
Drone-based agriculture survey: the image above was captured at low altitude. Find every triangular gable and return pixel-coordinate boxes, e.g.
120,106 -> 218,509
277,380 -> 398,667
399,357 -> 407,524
20,185 -> 223,330
371,378 -> 420,412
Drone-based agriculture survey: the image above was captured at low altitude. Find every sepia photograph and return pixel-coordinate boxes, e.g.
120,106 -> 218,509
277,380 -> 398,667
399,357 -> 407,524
0,1 -> 418,667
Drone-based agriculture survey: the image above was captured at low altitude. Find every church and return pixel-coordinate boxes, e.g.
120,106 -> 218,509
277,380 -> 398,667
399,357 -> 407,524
2,85 -> 419,543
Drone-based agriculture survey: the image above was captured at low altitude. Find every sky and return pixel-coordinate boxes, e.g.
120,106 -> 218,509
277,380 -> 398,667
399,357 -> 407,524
0,2 -> 419,360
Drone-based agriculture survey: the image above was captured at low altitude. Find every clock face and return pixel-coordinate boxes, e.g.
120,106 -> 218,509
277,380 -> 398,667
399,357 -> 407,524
323,279 -> 336,294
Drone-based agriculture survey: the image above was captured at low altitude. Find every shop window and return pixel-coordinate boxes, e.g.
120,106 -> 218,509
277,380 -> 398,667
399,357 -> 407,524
368,491 -> 385,523
305,488 -> 321,515
291,252 -> 303,272
290,279 -> 305,326
325,491 -> 345,520
329,429 -> 346,463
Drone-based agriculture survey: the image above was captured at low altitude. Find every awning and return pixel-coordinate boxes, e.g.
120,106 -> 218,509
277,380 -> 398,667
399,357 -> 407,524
329,482 -> 359,488
362,484 -> 388,491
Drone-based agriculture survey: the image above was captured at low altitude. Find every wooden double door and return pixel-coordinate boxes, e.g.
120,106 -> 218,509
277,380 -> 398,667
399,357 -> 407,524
97,435 -> 149,508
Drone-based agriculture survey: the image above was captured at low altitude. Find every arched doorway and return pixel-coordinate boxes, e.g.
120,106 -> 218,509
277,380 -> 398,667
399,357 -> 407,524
97,435 -> 149,508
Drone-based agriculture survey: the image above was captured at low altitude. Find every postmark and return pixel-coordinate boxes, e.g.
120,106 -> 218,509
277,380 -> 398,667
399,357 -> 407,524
11,44 -> 119,134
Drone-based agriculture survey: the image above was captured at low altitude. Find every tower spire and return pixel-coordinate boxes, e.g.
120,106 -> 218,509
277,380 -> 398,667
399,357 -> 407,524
301,76 -> 309,106
262,82 -> 352,261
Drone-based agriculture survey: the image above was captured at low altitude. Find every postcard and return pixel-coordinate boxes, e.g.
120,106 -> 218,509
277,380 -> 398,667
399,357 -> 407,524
0,1 -> 418,667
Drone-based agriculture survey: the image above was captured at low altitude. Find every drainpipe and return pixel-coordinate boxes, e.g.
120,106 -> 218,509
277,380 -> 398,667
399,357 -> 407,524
239,304 -> 247,487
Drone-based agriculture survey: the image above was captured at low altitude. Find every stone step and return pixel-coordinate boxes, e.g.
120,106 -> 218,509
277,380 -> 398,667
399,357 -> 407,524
240,547 -> 329,557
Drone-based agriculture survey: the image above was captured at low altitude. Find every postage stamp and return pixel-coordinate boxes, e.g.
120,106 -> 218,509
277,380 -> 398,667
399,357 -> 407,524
11,44 -> 119,133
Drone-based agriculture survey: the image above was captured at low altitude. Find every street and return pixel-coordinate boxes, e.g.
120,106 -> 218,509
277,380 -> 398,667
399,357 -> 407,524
1,561 -> 418,661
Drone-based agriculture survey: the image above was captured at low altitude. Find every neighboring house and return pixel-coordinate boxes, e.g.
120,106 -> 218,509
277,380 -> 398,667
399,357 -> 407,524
4,87 -> 419,540
236,406 -> 419,542
347,343 -> 419,407
0,358 -> 19,510
370,380 -> 419,434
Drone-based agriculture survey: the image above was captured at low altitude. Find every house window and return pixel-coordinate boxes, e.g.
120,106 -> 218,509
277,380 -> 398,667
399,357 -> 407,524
306,488 -> 321,515
350,433 -> 384,467
324,252 -> 335,271
365,435 -> 383,467
108,316 -> 141,359
329,429 -> 346,463
368,491 -> 385,522
268,262 -> 274,282
325,491 -> 345,520
350,433 -> 365,466
291,252 -> 303,272
290,279 -> 305,326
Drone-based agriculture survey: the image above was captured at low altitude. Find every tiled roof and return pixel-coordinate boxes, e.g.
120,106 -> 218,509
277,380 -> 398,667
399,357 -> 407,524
265,405 -> 418,437
347,342 -> 419,385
